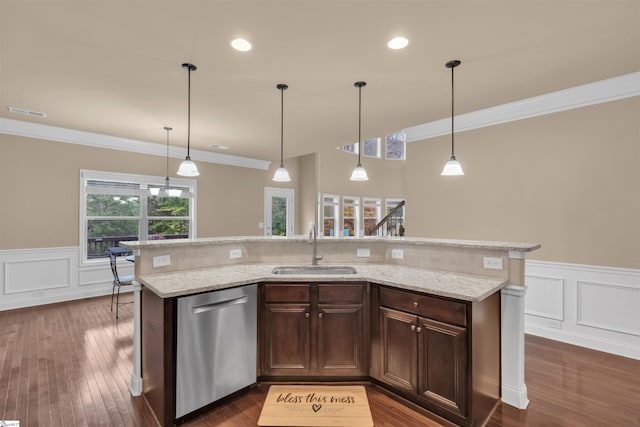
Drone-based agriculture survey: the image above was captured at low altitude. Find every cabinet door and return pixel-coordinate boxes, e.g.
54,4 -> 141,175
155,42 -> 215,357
379,307 -> 418,393
263,303 -> 311,375
417,317 -> 467,418
317,303 -> 365,375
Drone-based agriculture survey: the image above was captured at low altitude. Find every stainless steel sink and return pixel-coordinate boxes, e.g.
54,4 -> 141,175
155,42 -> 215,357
272,265 -> 358,275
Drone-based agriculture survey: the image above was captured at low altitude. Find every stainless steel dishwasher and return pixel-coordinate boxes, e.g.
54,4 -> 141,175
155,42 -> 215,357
175,284 -> 257,419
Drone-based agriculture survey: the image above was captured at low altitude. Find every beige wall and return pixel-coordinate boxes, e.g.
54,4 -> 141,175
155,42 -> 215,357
3,97 -> 638,269
0,134 -> 269,250
404,97 -> 640,269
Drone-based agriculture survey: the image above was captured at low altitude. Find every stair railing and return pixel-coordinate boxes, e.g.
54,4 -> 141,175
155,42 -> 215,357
368,200 -> 405,236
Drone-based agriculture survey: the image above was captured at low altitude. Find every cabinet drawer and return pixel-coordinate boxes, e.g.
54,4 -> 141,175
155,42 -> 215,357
318,284 -> 364,303
379,287 -> 467,326
264,284 -> 310,303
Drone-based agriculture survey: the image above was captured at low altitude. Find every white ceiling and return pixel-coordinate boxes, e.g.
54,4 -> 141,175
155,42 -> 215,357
1,0 -> 638,163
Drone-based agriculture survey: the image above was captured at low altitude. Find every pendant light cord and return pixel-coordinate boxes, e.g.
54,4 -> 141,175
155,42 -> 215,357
164,126 -> 172,183
358,84 -> 362,165
451,64 -> 455,157
187,67 -> 191,158
280,86 -> 284,166
354,81 -> 366,166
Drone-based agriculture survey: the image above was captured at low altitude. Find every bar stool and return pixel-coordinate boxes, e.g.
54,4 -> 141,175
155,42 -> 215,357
106,247 -> 134,319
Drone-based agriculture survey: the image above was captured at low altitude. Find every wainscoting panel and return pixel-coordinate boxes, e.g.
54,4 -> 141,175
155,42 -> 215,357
0,246 -> 126,311
525,260 -> 640,360
524,275 -> 564,321
577,281 -> 640,336
5,257 -> 71,294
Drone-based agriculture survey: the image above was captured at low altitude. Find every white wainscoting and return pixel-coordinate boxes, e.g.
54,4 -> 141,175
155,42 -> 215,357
525,260 -> 640,360
0,246 -> 134,311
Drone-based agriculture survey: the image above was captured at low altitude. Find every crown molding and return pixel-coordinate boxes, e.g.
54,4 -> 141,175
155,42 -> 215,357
0,118 -> 271,170
404,71 -> 640,143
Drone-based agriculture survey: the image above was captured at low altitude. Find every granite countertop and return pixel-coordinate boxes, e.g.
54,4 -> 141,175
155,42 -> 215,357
122,235 -> 541,252
137,263 -> 508,302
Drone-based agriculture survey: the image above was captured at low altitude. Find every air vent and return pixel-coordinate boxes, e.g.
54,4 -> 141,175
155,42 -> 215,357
7,106 -> 47,118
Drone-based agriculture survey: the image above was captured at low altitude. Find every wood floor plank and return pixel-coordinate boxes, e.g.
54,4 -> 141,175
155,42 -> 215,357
1,295 -> 639,427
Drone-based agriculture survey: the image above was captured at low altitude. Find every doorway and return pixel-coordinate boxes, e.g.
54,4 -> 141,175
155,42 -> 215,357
264,187 -> 294,237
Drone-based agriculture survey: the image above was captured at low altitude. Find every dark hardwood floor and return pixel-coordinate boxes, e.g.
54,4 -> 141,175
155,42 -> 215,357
1,295 -> 638,426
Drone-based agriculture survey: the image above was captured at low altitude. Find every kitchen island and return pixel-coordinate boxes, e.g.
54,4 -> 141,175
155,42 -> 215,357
122,236 -> 539,426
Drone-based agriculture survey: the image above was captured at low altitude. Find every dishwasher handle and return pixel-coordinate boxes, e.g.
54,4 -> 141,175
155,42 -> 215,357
191,295 -> 249,314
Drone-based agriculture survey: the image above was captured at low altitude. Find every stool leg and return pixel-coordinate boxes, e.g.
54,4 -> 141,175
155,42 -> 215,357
116,285 -> 121,319
111,281 -> 116,312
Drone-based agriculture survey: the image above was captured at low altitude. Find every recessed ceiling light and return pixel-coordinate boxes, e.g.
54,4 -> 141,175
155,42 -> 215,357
231,38 -> 252,52
387,37 -> 409,50
209,144 -> 229,150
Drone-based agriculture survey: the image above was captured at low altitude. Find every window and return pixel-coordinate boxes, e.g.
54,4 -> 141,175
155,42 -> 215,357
385,198 -> 405,236
385,132 -> 406,160
342,196 -> 360,237
363,198 -> 382,236
363,138 -> 381,158
80,170 -> 196,263
322,194 -> 340,237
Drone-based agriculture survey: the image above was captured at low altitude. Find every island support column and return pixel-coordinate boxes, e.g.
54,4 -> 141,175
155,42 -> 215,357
501,251 -> 529,409
129,281 -> 143,396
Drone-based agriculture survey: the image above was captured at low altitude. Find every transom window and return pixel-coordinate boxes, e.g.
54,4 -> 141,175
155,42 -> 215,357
80,170 -> 197,264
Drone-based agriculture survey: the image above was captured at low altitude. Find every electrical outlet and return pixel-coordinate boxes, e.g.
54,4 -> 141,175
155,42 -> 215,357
548,320 -> 563,329
483,257 -> 504,270
152,254 -> 171,268
229,249 -> 242,259
391,249 -> 404,260
357,248 -> 371,258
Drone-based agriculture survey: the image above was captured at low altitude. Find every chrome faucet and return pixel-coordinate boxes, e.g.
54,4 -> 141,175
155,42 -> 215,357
308,224 -> 323,265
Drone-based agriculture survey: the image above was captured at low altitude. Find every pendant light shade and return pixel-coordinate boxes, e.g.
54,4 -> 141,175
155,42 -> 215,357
272,83 -> 291,182
350,81 -> 369,181
441,60 -> 464,176
177,63 -> 200,177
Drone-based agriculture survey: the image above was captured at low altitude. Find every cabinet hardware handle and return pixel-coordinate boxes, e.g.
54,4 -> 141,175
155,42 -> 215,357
413,301 -> 419,307
416,326 -> 422,333
305,312 -> 310,318
410,325 -> 416,331
319,313 -> 323,319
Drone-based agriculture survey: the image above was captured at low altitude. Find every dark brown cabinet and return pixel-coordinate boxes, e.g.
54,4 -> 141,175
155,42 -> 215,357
379,304 -> 467,419
373,285 -> 499,427
260,282 -> 368,378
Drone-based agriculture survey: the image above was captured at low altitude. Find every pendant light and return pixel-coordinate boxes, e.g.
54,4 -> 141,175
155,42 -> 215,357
272,83 -> 291,182
350,81 -> 369,181
177,63 -> 200,177
441,60 -> 464,176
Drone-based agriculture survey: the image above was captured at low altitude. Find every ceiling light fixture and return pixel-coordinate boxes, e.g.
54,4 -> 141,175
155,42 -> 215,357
350,81 -> 369,181
387,37 -> 409,50
272,83 -> 291,182
231,38 -> 252,52
441,60 -> 464,176
177,63 -> 200,177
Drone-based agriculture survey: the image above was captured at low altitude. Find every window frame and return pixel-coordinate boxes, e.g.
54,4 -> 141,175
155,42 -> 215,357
321,193 -> 340,237
385,198 -> 405,236
385,132 -> 407,160
363,197 -> 382,236
342,195 -> 360,237
79,169 -> 197,266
